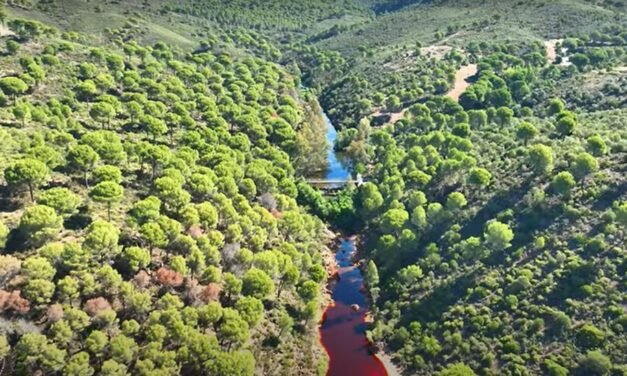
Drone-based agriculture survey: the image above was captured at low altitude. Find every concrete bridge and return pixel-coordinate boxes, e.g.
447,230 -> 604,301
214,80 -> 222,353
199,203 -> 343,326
304,174 -> 364,192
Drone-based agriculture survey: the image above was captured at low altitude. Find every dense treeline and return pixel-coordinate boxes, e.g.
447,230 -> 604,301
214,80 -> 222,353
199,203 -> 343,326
312,34 -> 627,376
159,0 -> 368,33
0,10 -> 332,376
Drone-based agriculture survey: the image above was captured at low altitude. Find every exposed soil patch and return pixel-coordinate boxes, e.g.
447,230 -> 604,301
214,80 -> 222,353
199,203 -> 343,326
544,39 -> 562,64
420,45 -> 452,60
447,64 -> 478,101
0,25 -> 14,37
371,109 -> 407,124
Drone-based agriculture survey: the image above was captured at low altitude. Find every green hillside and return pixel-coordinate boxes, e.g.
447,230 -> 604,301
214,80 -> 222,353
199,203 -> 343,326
0,0 -> 625,375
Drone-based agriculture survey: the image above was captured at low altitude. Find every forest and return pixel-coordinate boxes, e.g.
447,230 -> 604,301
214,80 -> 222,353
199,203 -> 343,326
0,0 -> 625,375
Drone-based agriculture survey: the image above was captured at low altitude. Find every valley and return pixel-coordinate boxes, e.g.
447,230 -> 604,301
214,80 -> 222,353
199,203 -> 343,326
0,1 -> 625,376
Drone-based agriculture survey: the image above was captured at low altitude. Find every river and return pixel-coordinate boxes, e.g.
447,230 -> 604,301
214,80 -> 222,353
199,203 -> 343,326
314,109 -> 388,376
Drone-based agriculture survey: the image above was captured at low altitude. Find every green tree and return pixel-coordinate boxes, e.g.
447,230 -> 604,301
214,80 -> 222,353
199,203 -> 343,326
0,77 -> 29,103
19,205 -> 62,247
586,135 -> 607,156
100,359 -> 128,376
570,152 -> 598,186
358,182 -> 384,217
234,296 -> 264,327
551,171 -> 576,198
578,351 -> 612,376
90,102 -> 116,128
385,95 -> 402,112
576,324 -> 605,349
205,350 -> 254,376
64,352 -> 94,376
83,220 -> 120,262
484,220 -> 514,252
90,181 -> 124,221
0,222 -> 8,249
21,256 -> 55,280
38,187 -> 82,216
547,98 -> 565,115
467,167 -> 491,187
218,308 -> 250,348
0,335 -> 10,358
140,222 -> 168,252
67,144 -> 100,187
57,275 -> 80,304
379,208 -> 409,234
93,165 -> 122,184
121,246 -> 151,272
223,273 -> 243,300
242,268 -> 274,299
298,280 -> 320,301
437,363 -> 476,376
516,121 -> 538,145
85,330 -> 108,356
4,158 -> 49,202
615,201 -> 627,236
6,39 -> 20,54
544,359 -> 568,376
109,335 -> 137,364
140,115 -> 168,141
446,192 -> 467,212
277,263 -> 299,299
23,278 -> 56,304
15,333 -> 66,374
12,102 -> 31,126
527,144 -> 553,175
556,116 -> 576,137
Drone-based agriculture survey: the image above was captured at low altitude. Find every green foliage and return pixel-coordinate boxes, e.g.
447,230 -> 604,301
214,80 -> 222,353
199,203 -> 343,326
4,158 -> 49,202
242,268 -> 274,299
0,3 -> 625,376
38,187 -> 82,216
18,205 -> 62,247
578,351 -> 612,376
90,181 -> 124,220
551,171 -> 576,197
484,220 -> 514,251
0,77 -> 29,101
527,144 -> 554,175
437,363 -> 476,376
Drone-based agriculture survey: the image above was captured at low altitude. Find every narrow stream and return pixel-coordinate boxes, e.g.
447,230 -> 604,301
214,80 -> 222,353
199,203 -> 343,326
314,110 -> 388,376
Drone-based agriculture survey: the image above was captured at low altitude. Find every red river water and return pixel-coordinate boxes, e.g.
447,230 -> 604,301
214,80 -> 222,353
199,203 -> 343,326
319,238 -> 388,376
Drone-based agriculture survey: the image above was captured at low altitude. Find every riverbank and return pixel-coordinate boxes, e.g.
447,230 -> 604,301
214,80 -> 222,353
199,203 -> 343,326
376,353 -> 402,376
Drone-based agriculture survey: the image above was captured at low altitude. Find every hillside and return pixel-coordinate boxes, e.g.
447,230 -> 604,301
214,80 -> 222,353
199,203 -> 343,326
0,0 -> 625,376
0,6 -> 336,376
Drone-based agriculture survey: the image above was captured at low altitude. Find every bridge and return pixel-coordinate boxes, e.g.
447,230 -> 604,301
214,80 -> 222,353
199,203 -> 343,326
305,179 -> 359,185
304,174 -> 364,193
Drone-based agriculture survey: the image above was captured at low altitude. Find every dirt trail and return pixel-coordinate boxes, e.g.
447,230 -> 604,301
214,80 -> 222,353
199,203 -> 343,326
370,63 -> 478,123
371,109 -> 407,124
447,64 -> 478,101
0,24 -> 14,37
544,39 -> 563,64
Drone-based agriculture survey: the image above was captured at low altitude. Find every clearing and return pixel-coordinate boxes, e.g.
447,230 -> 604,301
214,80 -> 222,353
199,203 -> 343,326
447,64 -> 478,101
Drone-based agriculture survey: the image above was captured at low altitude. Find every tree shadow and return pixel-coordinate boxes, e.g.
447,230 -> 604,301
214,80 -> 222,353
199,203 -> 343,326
63,210 -> 92,231
400,270 -> 479,326
0,187 -> 22,213
4,229 -> 28,254
591,180 -> 626,211
460,175 -> 535,239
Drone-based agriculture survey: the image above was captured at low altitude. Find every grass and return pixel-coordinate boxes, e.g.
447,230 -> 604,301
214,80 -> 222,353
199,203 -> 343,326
315,0 -> 625,56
